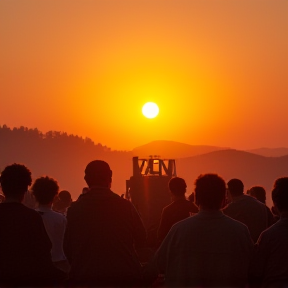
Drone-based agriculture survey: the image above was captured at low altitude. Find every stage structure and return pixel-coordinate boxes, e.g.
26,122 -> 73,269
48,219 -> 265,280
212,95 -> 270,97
126,156 -> 177,237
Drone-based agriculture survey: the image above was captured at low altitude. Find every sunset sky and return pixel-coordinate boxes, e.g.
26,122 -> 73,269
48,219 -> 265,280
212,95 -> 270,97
1,0 -> 287,151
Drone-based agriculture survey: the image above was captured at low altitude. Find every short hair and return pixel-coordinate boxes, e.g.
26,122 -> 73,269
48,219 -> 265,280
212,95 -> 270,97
227,179 -> 244,196
0,164 -> 32,197
58,190 -> 72,203
32,176 -> 59,205
168,177 -> 187,196
195,174 -> 226,210
273,177 -> 288,189
248,186 -> 266,204
84,160 -> 112,187
272,177 -> 288,212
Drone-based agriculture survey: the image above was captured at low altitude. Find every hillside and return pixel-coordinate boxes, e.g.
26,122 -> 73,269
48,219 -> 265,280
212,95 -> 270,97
0,125 -> 133,200
132,140 -> 228,158
176,149 -> 288,208
1,126 -> 288,208
246,147 -> 288,157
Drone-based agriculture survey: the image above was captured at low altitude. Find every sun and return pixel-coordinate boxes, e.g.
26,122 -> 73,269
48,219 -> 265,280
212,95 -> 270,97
142,102 -> 159,119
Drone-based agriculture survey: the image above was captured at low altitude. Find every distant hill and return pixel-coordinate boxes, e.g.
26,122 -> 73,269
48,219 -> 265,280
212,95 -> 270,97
246,147 -> 288,157
132,140 -> 228,159
2,126 -> 288,209
0,125 -> 133,200
176,149 -> 288,208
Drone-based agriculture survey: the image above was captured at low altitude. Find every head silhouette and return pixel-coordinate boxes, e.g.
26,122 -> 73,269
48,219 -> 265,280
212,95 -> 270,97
0,163 -> 32,201
58,190 -> 72,204
168,177 -> 187,197
53,190 -> 72,212
274,177 -> 288,189
248,186 -> 266,204
227,178 -> 244,197
195,173 -> 226,210
32,176 -> 59,205
272,177 -> 288,213
84,160 -> 112,188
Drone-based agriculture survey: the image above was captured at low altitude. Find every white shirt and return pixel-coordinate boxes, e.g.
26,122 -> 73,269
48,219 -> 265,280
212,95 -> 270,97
35,206 -> 67,262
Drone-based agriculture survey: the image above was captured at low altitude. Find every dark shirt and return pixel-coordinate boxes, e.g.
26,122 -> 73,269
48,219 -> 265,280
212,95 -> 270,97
64,187 -> 147,285
265,205 -> 276,226
157,198 -> 198,244
0,202 -> 64,285
223,195 -> 269,243
250,217 -> 288,287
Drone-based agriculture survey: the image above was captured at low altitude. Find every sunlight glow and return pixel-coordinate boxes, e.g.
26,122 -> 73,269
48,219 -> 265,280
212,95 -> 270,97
142,102 -> 159,119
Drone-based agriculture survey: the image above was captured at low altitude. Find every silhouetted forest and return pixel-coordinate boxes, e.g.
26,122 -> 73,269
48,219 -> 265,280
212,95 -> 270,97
1,125 -> 288,207
0,125 -> 132,199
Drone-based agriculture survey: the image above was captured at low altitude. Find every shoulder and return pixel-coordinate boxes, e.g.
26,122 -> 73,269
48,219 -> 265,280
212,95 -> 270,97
243,195 -> 266,207
222,214 -> 252,238
186,200 -> 199,212
261,219 -> 288,237
170,215 -> 193,230
21,204 -> 43,217
223,214 -> 248,228
14,205 -> 46,226
162,202 -> 174,212
223,200 -> 236,209
49,210 -> 67,222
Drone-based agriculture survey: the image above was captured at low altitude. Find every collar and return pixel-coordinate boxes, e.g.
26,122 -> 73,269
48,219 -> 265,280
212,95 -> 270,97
197,210 -> 224,218
231,194 -> 246,203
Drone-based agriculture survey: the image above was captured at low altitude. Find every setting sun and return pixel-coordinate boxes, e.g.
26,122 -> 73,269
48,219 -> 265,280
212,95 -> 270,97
142,102 -> 159,119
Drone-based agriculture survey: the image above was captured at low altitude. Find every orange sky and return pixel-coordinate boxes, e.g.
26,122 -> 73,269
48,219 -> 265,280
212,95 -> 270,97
1,0 -> 287,151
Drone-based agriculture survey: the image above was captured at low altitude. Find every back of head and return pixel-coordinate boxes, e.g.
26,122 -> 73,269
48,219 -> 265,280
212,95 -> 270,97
58,190 -> 72,204
272,177 -> 288,213
84,160 -> 112,188
248,186 -> 266,204
227,178 -> 244,197
195,173 -> 226,210
32,176 -> 59,205
274,177 -> 288,189
53,190 -> 72,212
0,163 -> 32,199
168,177 -> 187,196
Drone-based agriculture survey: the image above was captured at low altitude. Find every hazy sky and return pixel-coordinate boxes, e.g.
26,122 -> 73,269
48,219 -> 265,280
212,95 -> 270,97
1,0 -> 287,150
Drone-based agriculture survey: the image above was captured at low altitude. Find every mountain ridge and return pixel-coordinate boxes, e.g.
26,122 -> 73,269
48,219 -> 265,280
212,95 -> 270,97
132,140 -> 230,159
1,125 -> 288,208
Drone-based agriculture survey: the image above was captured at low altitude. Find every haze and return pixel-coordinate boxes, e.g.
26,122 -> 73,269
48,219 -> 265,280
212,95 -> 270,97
1,0 -> 287,150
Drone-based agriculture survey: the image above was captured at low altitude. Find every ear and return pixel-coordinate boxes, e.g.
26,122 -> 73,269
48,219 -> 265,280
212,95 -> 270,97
84,175 -> 90,187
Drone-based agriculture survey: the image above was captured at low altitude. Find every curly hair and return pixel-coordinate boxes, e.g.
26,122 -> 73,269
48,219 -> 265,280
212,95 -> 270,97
32,176 -> 59,205
0,163 -> 32,197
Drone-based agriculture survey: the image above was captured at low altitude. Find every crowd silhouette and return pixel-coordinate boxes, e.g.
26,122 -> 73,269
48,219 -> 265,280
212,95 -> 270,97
0,160 -> 287,287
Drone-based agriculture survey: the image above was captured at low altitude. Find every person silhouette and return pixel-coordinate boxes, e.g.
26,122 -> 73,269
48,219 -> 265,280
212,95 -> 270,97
157,177 -> 198,244
64,160 -> 147,286
223,179 -> 270,243
250,177 -> 288,287
247,186 -> 275,226
0,164 -> 65,285
53,190 -> 72,215
147,174 -> 253,287
32,176 -> 70,273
